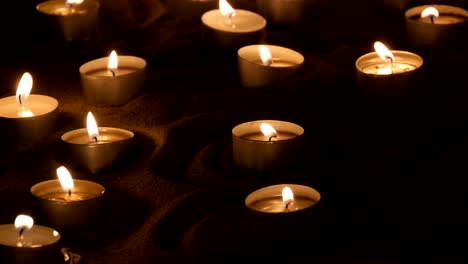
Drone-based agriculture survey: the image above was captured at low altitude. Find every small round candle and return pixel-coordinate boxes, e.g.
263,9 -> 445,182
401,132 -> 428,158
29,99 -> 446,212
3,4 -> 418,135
405,5 -> 468,50
201,0 -> 266,50
238,44 -> 304,87
36,0 -> 100,41
61,112 -> 134,173
79,50 -> 147,106
0,72 -> 58,146
30,166 -> 105,231
232,120 -> 304,171
245,184 -> 321,213
0,215 -> 61,264
355,41 -> 423,96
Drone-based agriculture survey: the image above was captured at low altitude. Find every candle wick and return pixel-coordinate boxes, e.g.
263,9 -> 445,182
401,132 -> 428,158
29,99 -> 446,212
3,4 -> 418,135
93,136 -> 98,143
265,58 -> 273,67
18,94 -> 22,105
19,228 -> 25,237
430,15 -> 435,24
109,70 -> 116,77
68,189 -> 72,196
268,135 -> 277,141
386,56 -> 394,74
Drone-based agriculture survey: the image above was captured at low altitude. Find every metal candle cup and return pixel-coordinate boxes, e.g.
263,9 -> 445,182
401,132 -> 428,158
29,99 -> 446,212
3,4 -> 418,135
355,50 -> 423,97
36,0 -> 100,41
30,179 -> 105,231
0,94 -> 58,146
405,5 -> 468,50
232,120 -> 304,171
245,184 -> 321,213
238,44 -> 304,87
242,184 -> 322,250
0,223 -> 61,264
201,9 -> 266,50
79,55 -> 147,106
61,127 -> 134,173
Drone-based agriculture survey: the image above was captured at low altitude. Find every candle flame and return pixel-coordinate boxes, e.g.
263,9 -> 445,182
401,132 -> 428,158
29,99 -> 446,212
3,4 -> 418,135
16,72 -> 33,106
57,166 -> 74,192
374,41 -> 394,62
86,112 -> 100,142
421,7 -> 439,19
14,214 -> 34,230
260,123 -> 278,140
107,50 -> 118,75
282,187 -> 294,209
66,0 -> 84,6
258,45 -> 273,66
219,0 -> 235,18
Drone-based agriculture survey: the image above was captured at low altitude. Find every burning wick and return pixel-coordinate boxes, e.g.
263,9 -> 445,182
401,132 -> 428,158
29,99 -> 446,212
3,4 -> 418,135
260,123 -> 278,142
108,69 -> 116,77
14,214 -> 34,247
386,56 -> 394,74
282,187 -> 294,212
421,7 -> 439,25
57,166 -> 74,201
220,0 -> 236,28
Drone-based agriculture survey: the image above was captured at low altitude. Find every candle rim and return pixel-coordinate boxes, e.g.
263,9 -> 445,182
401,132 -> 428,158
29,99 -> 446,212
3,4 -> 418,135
201,9 -> 266,33
355,50 -> 423,75
61,127 -> 134,145
245,183 -> 321,213
232,120 -> 304,141
79,55 -> 147,79
0,224 -> 61,247
238,44 -> 304,67
405,4 -> 468,25
36,0 -> 100,16
0,94 -> 59,119
31,179 -> 105,203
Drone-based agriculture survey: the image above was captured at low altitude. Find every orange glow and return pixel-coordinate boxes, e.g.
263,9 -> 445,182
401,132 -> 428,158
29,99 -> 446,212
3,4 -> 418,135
258,45 -> 273,66
219,0 -> 235,17
57,166 -> 74,193
86,112 -> 99,142
374,41 -> 394,62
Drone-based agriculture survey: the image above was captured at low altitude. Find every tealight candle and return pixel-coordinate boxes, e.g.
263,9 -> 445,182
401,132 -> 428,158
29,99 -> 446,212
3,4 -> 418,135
355,41 -> 423,96
232,120 -> 304,171
0,215 -> 61,264
79,50 -> 147,106
61,112 -> 134,173
0,72 -> 58,146
237,44 -> 304,87
245,184 -> 321,213
30,166 -> 105,231
405,5 -> 468,50
201,0 -> 266,50
36,0 -> 100,41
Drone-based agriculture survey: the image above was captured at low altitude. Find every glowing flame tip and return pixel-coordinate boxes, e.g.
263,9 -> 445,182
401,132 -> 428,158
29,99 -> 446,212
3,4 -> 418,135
259,45 -> 273,66
282,187 -> 294,208
421,7 -> 439,19
86,112 -> 99,142
16,72 -> 33,105
219,0 -> 235,17
373,41 -> 394,62
57,166 -> 74,192
14,215 -> 34,230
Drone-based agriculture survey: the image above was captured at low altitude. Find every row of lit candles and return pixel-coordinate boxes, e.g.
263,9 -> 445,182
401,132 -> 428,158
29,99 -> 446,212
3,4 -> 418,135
35,0 -> 467,50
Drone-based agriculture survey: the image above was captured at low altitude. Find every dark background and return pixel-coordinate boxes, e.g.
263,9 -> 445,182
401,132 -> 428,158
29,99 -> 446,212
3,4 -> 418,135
0,0 -> 467,263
